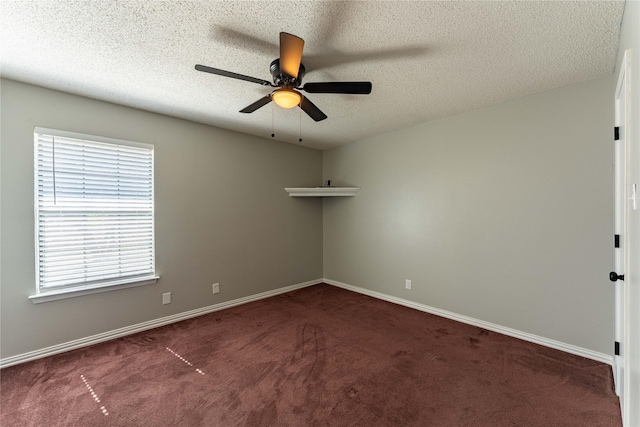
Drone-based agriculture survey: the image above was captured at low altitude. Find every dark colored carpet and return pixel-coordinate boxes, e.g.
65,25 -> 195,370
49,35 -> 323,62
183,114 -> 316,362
1,284 -> 621,426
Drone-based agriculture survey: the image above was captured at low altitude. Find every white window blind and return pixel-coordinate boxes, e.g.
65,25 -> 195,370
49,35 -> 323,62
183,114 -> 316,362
34,128 -> 155,293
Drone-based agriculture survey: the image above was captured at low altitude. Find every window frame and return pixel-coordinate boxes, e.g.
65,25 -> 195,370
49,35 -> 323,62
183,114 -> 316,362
30,127 -> 159,303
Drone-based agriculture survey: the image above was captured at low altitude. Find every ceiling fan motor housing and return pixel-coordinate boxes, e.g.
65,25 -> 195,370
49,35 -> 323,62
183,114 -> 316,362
270,59 -> 305,87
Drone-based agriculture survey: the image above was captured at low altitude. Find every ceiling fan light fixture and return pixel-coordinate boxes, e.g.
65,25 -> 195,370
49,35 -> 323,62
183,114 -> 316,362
272,89 -> 301,109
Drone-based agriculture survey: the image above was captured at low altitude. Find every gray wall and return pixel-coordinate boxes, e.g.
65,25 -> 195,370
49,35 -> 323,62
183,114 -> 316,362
0,73 -> 618,360
323,75 -> 614,355
0,79 -> 323,359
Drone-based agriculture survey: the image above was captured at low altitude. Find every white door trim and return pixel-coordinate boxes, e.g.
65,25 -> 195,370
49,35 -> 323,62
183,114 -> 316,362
613,50 -> 627,401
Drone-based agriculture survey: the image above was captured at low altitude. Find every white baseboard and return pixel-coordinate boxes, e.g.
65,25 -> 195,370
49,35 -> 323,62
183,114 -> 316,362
323,278 -> 613,366
1,277 -> 612,368
0,279 -> 322,369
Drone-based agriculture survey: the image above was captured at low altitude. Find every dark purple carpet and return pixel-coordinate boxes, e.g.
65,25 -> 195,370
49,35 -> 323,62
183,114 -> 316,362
1,284 -> 621,426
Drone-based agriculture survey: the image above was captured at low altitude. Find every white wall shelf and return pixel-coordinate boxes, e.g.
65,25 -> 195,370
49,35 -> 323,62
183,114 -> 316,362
285,187 -> 360,197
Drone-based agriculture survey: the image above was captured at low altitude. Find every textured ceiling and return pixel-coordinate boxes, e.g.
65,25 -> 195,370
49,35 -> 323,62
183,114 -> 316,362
0,1 -> 625,150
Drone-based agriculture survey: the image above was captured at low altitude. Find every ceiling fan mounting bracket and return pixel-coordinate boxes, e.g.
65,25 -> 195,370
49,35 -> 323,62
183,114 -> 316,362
270,59 -> 305,88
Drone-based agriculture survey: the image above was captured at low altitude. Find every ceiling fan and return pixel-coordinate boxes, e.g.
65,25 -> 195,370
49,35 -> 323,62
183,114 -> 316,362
195,32 -> 372,122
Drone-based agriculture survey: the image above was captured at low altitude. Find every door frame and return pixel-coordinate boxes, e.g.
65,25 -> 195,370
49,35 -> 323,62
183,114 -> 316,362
615,48 -> 640,427
613,53 -> 626,401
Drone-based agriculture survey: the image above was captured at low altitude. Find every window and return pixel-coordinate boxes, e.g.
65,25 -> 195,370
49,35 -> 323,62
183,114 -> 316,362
32,128 -> 158,303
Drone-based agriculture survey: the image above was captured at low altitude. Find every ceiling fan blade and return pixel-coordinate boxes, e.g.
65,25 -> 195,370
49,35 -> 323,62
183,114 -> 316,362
299,96 -> 327,122
195,64 -> 273,86
239,95 -> 272,113
280,32 -> 304,78
302,82 -> 372,94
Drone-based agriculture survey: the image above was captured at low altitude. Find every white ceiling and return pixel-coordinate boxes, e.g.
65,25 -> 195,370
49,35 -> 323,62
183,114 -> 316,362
0,1 -> 625,150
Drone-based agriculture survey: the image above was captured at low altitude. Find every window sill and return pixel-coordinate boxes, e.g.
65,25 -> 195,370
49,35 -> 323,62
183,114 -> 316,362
29,276 -> 160,304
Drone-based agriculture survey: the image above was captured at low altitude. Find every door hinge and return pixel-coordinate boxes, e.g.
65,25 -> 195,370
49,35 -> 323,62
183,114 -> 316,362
615,234 -> 620,248
615,341 -> 620,356
615,126 -> 620,141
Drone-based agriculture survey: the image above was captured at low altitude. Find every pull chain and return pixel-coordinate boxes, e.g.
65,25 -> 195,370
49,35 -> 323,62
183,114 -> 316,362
271,102 -> 275,138
299,106 -> 302,143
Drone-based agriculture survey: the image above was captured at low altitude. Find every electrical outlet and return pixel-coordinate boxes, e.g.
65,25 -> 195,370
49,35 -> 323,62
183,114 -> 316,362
162,292 -> 171,305
405,279 -> 412,290
212,283 -> 220,294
